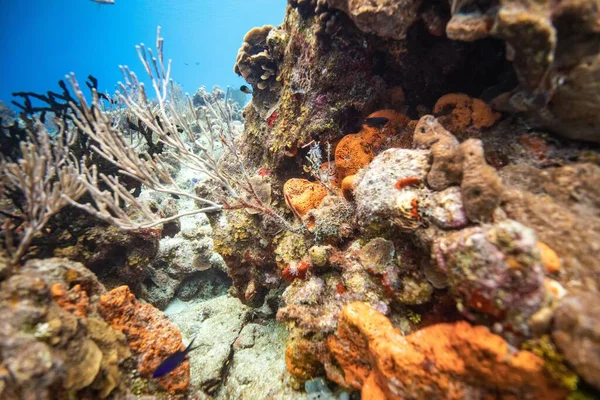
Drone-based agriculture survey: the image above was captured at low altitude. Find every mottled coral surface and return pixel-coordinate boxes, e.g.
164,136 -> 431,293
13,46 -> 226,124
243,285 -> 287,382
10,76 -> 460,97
99,285 -> 190,393
329,302 -> 567,399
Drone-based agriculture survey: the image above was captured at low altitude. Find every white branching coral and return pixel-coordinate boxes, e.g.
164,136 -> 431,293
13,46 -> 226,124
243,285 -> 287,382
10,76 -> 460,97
63,26 -> 295,231
0,121 -> 87,265
1,26 -> 297,266
304,141 -> 335,193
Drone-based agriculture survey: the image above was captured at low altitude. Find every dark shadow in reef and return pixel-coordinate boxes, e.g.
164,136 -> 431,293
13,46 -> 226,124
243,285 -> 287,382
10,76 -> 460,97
378,21 -> 517,119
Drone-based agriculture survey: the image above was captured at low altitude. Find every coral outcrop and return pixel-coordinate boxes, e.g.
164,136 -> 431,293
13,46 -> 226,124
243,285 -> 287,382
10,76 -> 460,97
433,220 -> 547,340
552,294 -> 600,390
54,225 -> 160,290
213,1 -> 600,396
446,0 -> 600,142
0,258 -> 130,399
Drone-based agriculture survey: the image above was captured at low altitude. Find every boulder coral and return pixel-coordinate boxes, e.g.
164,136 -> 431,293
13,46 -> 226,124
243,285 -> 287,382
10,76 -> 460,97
413,115 -> 462,191
234,25 -> 286,118
433,220 -> 547,339
0,258 -> 130,399
99,285 -> 190,393
354,148 -> 430,230
327,302 -> 567,399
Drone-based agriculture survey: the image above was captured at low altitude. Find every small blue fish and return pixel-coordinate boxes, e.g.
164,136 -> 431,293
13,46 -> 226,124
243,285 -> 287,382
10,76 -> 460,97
91,0 -> 115,4
240,85 -> 253,95
153,337 -> 198,378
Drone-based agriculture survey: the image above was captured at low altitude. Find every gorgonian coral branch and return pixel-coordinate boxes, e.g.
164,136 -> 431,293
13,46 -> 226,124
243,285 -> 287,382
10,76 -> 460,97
0,120 -> 87,266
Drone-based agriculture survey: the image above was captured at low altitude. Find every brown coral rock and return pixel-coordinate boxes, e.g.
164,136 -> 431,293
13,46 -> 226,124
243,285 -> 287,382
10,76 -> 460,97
328,302 -> 567,399
99,286 -> 189,393
413,115 -> 462,190
553,293 -> 600,390
327,0 -> 422,40
460,138 -> 504,222
499,163 -> 600,292
283,178 -> 328,218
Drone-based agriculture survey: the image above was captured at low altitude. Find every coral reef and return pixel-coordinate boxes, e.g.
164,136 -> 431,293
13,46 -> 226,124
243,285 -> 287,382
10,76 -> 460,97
3,0 -> 600,397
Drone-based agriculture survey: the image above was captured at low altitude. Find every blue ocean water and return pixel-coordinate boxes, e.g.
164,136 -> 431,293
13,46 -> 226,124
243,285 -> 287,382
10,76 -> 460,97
0,0 -> 285,105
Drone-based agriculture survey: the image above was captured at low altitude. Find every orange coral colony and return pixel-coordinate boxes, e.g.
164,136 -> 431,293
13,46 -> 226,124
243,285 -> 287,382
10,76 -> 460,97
334,132 -> 374,182
538,241 -> 561,274
99,286 -> 190,393
283,178 -> 328,218
327,302 -> 567,400
360,109 -> 411,147
51,282 -> 90,319
434,93 -> 500,135
335,109 -> 411,182
341,174 -> 357,201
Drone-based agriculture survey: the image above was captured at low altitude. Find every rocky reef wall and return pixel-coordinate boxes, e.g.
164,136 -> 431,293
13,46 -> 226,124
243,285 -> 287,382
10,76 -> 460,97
222,0 -> 600,398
